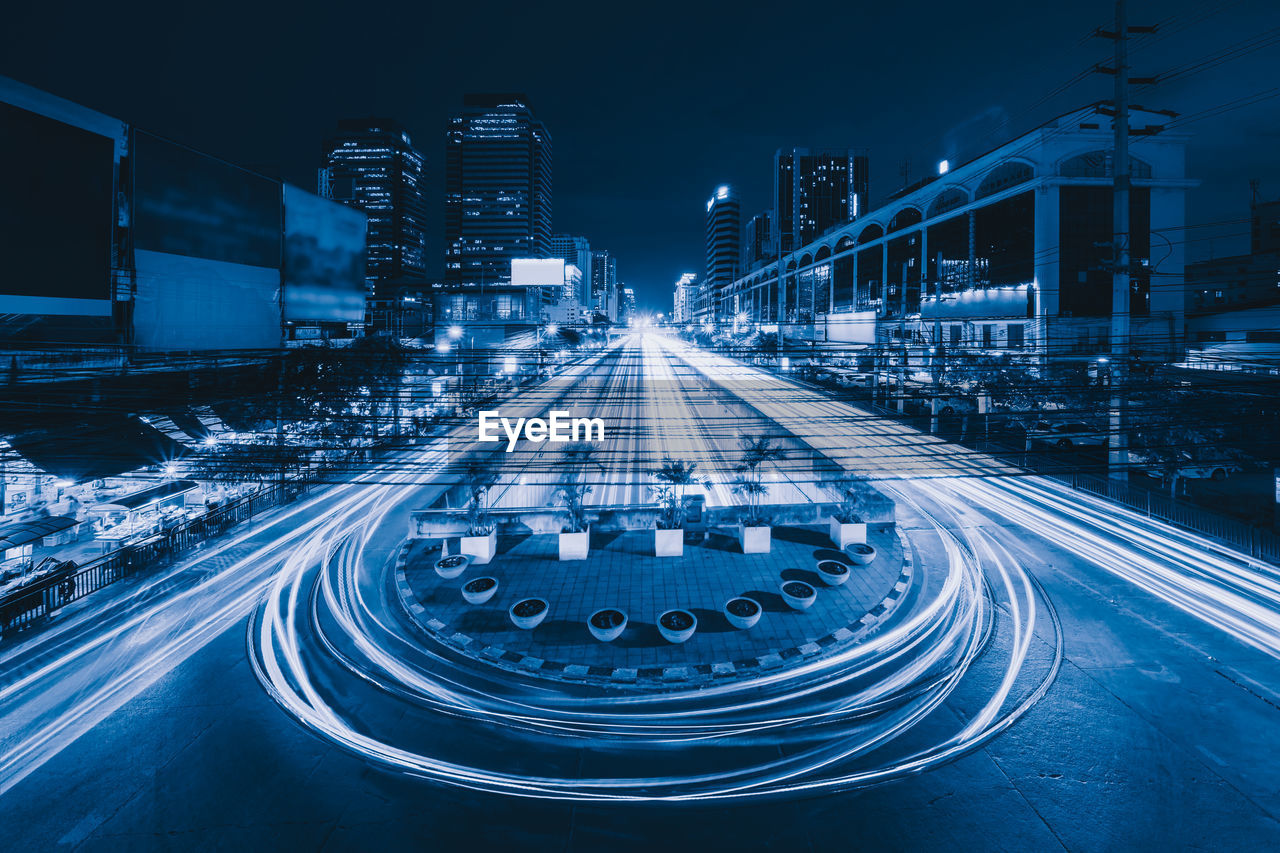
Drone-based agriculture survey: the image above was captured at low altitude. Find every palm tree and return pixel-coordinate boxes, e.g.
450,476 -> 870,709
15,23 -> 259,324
556,442 -> 600,533
733,436 -> 784,527
651,458 -> 700,530
462,462 -> 499,536
824,471 -> 868,524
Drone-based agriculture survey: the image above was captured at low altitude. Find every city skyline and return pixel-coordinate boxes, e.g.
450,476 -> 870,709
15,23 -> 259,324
3,0 -> 1275,309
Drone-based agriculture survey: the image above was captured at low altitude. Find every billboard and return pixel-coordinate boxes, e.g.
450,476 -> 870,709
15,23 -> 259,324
132,249 -> 281,351
133,130 -> 281,268
0,99 -> 115,315
282,184 -> 367,323
511,258 -> 565,287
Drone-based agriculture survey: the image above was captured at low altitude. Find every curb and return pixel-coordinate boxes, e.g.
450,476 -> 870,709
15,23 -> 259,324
391,529 -> 919,690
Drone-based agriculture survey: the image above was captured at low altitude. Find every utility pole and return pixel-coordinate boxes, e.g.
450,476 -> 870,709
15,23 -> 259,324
1094,0 -> 1157,482
898,261 -> 908,414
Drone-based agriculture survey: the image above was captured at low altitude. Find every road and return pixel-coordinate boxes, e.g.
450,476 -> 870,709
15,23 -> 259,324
0,333 -> 1277,850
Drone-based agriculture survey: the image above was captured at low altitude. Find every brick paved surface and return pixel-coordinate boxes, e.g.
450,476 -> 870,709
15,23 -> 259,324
400,524 -> 904,673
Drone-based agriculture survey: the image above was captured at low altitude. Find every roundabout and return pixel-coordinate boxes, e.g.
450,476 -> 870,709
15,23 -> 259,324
247,485 -> 1064,802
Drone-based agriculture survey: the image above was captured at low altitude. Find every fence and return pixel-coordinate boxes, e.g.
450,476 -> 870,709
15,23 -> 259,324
792,369 -> 1280,565
0,467 -> 324,641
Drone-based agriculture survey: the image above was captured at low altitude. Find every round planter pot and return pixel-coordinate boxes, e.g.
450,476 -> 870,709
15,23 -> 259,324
781,580 -> 817,611
434,553 -> 470,579
461,576 -> 498,605
509,598 -> 548,630
658,609 -> 697,643
846,543 -> 878,566
588,608 -> 628,642
723,597 -> 762,630
816,559 -> 851,587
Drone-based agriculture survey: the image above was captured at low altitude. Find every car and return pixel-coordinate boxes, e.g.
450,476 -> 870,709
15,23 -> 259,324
1030,422 -> 1110,449
1136,450 -> 1243,482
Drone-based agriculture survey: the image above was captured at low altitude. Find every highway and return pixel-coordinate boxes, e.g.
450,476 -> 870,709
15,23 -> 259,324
0,334 -> 1277,849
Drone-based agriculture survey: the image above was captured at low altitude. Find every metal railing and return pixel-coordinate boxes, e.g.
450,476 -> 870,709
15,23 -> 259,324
0,467 -> 325,641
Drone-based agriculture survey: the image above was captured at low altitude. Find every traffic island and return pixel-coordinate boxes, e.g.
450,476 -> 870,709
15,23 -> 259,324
393,524 -> 918,690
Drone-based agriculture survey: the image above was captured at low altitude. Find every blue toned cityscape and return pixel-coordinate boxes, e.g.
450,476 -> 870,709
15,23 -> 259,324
1,1 -> 1280,850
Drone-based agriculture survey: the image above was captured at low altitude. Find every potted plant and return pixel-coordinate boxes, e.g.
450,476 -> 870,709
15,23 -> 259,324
460,462 -> 499,565
651,458 -> 699,557
732,436 -> 785,554
509,597 -> 548,629
556,442 -> 598,561
434,552 -> 470,579
816,559 -> 850,587
824,472 -> 868,550
780,580 -> 817,611
846,542 -> 878,566
658,608 -> 697,643
461,576 -> 498,604
723,596 -> 762,630
588,608 -> 628,642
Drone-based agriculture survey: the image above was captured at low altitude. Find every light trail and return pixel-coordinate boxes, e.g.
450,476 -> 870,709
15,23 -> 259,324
247,337 -> 1062,802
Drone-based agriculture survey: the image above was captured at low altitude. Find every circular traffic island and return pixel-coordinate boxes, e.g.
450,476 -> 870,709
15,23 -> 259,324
658,609 -> 697,643
588,608 -> 628,642
509,597 -> 549,630
462,576 -> 498,605
435,554 -> 469,579
781,580 -> 817,611
816,560 -> 850,587
723,596 -> 762,629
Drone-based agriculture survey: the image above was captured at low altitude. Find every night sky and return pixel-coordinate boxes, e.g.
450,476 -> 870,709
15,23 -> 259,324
4,0 -> 1277,309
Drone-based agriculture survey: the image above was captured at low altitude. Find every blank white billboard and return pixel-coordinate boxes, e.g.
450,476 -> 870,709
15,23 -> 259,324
511,258 -> 564,287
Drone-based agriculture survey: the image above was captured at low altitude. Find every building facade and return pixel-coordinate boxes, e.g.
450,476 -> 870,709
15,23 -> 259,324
774,148 -> 869,255
744,211 -> 774,271
549,234 -> 592,306
672,272 -> 698,323
590,249 -> 617,319
728,107 -> 1191,361
705,185 -> 741,319
445,94 -> 552,287
320,118 -> 428,300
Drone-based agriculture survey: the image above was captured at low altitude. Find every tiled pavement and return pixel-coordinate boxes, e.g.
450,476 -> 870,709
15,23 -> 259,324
397,524 -> 913,687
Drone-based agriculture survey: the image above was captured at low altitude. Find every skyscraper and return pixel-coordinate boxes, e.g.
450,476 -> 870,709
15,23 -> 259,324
744,210 -> 774,269
590,249 -> 616,317
774,148 -> 869,255
705,184 -> 740,319
445,94 -> 552,286
672,272 -> 698,323
320,118 -> 428,298
550,234 -> 592,306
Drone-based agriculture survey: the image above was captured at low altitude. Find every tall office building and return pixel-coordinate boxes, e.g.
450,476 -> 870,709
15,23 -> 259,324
774,148 -> 869,255
705,185 -> 740,318
320,119 -> 428,298
590,249 -> 616,316
744,210 -> 774,269
550,234 -> 592,306
672,272 -> 698,323
445,94 -> 552,286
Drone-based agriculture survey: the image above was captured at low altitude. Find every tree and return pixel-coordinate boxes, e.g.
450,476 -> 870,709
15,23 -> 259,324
462,461 -> 499,536
733,436 -> 785,527
651,458 -> 699,530
556,442 -> 600,533
823,471 -> 870,524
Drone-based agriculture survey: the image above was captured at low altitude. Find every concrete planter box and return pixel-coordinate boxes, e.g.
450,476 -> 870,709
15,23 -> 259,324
846,543 -> 878,566
509,598 -> 548,630
588,608 -> 628,642
781,580 -> 817,611
654,528 -> 684,557
559,529 -> 590,561
723,597 -> 762,630
816,559 -> 851,587
459,531 -> 496,565
658,609 -> 697,643
828,519 -> 867,550
461,576 -> 498,604
434,553 -> 470,579
739,525 -> 771,554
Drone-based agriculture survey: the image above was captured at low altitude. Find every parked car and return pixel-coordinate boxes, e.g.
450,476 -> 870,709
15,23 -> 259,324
1030,422 -> 1110,449
1133,450 -> 1243,482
